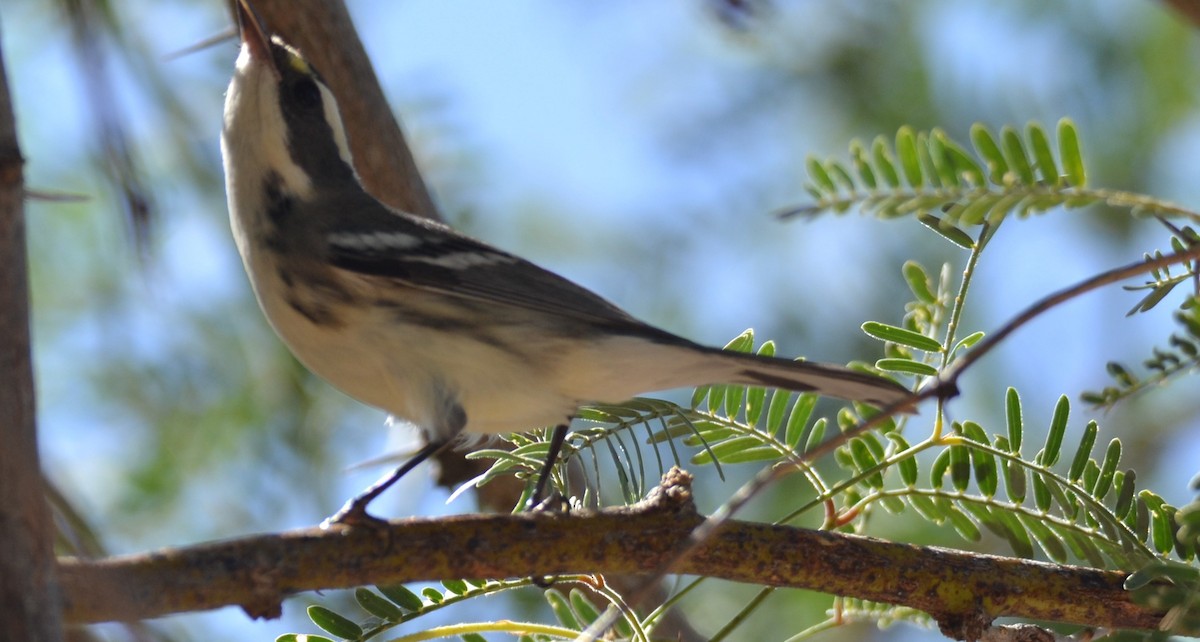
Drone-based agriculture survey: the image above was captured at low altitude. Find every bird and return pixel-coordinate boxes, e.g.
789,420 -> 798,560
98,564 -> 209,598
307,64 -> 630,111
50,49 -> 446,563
220,0 -> 911,524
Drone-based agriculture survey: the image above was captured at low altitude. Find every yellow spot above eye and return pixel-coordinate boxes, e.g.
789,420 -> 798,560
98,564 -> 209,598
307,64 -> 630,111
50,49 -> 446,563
269,36 -> 313,75
287,53 -> 311,75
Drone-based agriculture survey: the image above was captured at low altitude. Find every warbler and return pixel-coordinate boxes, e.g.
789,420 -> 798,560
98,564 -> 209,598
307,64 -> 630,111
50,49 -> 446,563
221,1 -> 910,522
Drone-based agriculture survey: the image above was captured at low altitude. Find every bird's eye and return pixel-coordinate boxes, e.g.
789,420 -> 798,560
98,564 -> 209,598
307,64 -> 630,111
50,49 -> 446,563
289,78 -> 322,111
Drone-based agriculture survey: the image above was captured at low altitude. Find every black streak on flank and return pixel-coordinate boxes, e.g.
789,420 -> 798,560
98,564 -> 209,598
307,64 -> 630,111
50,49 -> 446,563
428,379 -> 468,440
263,172 -> 292,226
279,267 -> 349,329
374,298 -> 528,358
285,293 -> 342,328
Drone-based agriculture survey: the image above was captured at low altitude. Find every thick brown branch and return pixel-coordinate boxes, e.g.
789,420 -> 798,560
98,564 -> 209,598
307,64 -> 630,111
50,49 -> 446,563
0,30 -> 63,642
60,470 -> 1172,635
1164,0 -> 1200,29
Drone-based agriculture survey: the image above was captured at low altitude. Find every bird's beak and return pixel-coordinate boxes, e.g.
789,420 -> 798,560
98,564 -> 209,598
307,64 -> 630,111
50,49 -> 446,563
235,0 -> 272,65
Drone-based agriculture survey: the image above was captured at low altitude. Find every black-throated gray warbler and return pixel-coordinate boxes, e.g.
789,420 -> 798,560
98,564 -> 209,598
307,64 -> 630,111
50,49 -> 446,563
221,1 -> 910,523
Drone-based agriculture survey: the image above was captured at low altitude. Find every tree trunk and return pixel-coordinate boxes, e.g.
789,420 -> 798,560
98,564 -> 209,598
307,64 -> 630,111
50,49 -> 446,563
0,28 -> 64,642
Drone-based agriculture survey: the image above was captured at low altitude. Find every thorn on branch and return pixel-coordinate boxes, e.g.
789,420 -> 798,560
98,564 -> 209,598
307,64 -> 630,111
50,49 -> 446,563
636,467 -> 698,517
934,606 -> 991,642
979,623 -> 1065,642
241,552 -> 287,620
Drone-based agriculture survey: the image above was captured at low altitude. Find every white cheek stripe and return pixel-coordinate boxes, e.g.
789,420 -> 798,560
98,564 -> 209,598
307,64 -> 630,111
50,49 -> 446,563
225,45 -> 313,201
319,83 -> 354,168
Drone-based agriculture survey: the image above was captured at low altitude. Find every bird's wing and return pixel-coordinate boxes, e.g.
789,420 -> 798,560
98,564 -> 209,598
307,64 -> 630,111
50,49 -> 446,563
323,197 -> 659,332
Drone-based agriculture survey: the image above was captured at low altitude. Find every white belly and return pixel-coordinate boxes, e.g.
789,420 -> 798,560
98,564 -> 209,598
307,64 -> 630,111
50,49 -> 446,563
244,250 -> 582,438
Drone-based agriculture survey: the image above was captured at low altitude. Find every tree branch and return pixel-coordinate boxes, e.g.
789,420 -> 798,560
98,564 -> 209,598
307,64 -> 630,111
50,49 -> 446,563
0,28 -> 64,642
59,470 -> 1173,637
1164,0 -> 1200,30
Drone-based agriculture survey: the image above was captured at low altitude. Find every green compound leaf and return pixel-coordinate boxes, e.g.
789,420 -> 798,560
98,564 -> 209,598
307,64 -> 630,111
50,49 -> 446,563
917,212 -> 976,248
354,588 -> 403,621
695,440 -> 781,465
829,161 -> 858,193
949,438 -> 971,493
927,129 -> 958,187
897,125 -> 924,188
879,493 -> 907,514
569,589 -> 602,625
1093,439 -> 1122,501
1020,514 -> 1068,563
1152,506 -> 1176,555
1125,560 -> 1200,590
1039,395 -> 1070,467
1063,529 -> 1107,567
873,135 -> 901,188
952,331 -> 985,356
1005,388 -> 1023,453
1058,118 -> 1086,187
994,508 -> 1035,558
806,155 -> 836,194
545,589 -> 581,630
1115,470 -> 1137,519
970,123 -> 1008,184
746,385 -> 767,428
887,432 -> 919,487
1004,457 -> 1027,503
903,260 -> 936,304
724,381 -> 746,423
788,120 -> 1196,236
1001,125 -> 1034,185
786,394 -> 818,449
1067,421 -> 1098,482
804,417 -> 828,453
909,493 -> 942,521
850,140 -> 878,190
957,193 -> 999,227
849,438 -> 885,489
876,358 -> 939,377
962,422 -> 997,497
377,584 -> 424,612
1032,471 -> 1052,513
931,448 -> 952,490
939,129 -> 986,187
862,321 -> 944,352
765,389 -> 791,439
1026,122 -> 1060,186
941,500 -> 982,541
307,606 -> 363,641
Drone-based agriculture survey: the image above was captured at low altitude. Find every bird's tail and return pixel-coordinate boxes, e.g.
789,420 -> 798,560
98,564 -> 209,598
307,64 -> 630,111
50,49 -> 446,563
693,345 -> 912,408
582,335 -> 912,409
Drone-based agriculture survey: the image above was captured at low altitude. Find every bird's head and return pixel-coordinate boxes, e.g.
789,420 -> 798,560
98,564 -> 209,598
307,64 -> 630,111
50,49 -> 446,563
222,0 -> 357,209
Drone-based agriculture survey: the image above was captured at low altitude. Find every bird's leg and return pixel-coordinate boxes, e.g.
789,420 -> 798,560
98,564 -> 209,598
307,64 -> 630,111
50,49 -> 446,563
527,423 -> 570,511
527,423 -> 571,588
323,439 -> 451,528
